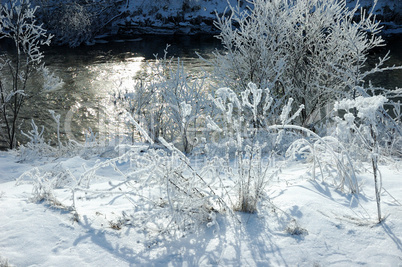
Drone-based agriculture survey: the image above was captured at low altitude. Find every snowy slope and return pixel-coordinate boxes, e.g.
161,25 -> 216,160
1,151 -> 401,266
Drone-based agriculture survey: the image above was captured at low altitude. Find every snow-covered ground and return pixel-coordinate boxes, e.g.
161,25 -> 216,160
1,150 -> 401,266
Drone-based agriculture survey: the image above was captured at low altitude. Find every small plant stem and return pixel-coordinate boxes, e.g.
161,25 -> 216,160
372,157 -> 381,223
371,125 -> 381,223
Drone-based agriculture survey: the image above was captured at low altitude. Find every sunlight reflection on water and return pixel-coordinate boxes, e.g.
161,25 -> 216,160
18,35 -> 219,144
2,34 -> 400,146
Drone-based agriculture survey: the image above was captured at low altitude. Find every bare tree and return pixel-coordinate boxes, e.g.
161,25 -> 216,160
0,0 -> 61,149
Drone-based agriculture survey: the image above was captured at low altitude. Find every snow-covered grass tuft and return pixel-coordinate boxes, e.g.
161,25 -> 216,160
16,130 -> 227,239
285,219 -> 309,236
16,164 -> 76,212
18,111 -> 112,162
284,132 -> 359,193
207,83 -> 304,213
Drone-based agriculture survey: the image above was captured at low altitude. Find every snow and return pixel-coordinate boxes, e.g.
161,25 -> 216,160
1,151 -> 401,266
334,96 -> 388,121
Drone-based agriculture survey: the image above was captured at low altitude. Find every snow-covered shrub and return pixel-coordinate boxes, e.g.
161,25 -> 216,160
18,111 -> 107,161
333,95 -> 394,222
368,88 -> 402,159
283,133 -> 359,193
53,2 -> 92,47
212,0 -> 400,125
207,82 -> 297,212
18,110 -> 70,160
123,116 -> 227,233
17,115 -> 228,237
115,47 -> 210,154
18,119 -> 56,162
333,95 -> 391,159
17,164 -> 76,210
68,139 -> 223,236
213,83 -> 360,194
0,0 -> 62,149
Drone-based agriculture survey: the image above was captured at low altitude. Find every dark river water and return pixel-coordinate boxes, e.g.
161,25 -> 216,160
1,34 -> 401,147
18,35 -> 221,145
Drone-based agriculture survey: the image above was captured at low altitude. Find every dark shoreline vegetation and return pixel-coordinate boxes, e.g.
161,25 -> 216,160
27,0 -> 402,47
46,14 -> 402,49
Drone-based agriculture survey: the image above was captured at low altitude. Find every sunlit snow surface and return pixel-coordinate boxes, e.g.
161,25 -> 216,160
0,151 -> 401,266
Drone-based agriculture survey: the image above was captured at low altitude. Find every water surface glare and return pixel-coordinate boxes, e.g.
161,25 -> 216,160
3,34 -> 402,146
21,35 -> 221,144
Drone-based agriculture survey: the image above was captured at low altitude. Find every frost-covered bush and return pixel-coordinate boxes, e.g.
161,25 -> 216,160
367,88 -> 402,159
34,0 -> 93,47
332,95 -> 401,161
17,162 -> 76,210
18,119 -> 56,161
205,84 -> 359,195
52,2 -> 92,47
17,115 -> 230,236
116,48 -> 210,154
212,0 -> 399,125
284,132 -> 359,193
0,0 -> 62,149
332,95 -> 396,221
206,82 -> 301,212
18,111 -> 108,161
34,137 -> 224,236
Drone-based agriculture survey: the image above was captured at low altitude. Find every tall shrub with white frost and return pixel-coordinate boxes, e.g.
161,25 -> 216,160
116,49 -> 209,153
208,82 -> 303,212
213,0 -> 400,125
0,0 -> 63,149
334,95 -> 389,222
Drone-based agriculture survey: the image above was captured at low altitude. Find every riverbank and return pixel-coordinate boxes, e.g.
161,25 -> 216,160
109,0 -> 402,37
111,0 -> 237,37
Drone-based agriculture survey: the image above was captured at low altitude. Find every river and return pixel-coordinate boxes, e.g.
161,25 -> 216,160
19,35 -> 221,146
1,34 -> 402,147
